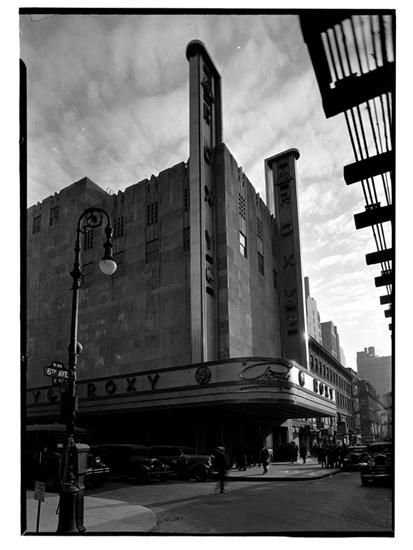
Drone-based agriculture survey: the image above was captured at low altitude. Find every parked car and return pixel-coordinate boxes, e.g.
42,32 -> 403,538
360,441 -> 393,486
91,444 -> 171,483
23,448 -> 110,491
341,446 -> 368,471
84,452 -> 111,488
148,445 -> 213,482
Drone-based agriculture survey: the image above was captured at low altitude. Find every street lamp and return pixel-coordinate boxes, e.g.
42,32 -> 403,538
57,207 -> 116,534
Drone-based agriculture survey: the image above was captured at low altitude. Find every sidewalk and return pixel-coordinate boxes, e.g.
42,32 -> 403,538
226,457 -> 341,481
23,491 -> 156,534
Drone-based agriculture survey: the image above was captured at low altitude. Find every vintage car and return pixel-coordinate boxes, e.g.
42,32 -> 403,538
341,446 -> 368,471
23,448 -> 110,491
148,445 -> 214,482
91,444 -> 171,483
84,452 -> 111,487
360,441 -> 393,486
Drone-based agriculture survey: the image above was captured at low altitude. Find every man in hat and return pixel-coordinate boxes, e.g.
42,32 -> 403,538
213,446 -> 228,494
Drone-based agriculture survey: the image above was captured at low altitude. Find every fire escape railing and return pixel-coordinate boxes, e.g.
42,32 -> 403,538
300,12 -> 395,332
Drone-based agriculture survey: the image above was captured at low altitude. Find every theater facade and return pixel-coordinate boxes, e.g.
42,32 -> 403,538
25,41 -> 336,455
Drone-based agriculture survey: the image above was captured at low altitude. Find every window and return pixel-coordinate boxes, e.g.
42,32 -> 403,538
257,217 -> 263,240
33,215 -> 41,234
146,239 -> 159,263
147,202 -> 158,226
310,355 -> 314,371
238,194 -> 246,219
113,216 -> 124,239
50,205 -> 59,226
239,231 -> 247,258
84,228 -> 94,250
184,188 -> 190,211
183,227 -> 190,251
258,252 -> 264,275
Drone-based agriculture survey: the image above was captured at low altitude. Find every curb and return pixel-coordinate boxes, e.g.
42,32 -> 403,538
225,469 -> 341,482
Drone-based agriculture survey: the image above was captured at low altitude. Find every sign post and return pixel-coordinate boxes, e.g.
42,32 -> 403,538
34,480 -> 46,533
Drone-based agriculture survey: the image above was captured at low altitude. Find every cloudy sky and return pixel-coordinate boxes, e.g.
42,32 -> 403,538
19,10 -> 393,371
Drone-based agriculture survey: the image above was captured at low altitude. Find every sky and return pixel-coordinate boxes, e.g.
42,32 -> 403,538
19,10 -> 393,371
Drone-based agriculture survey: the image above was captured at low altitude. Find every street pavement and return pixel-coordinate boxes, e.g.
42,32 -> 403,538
23,457 -> 340,534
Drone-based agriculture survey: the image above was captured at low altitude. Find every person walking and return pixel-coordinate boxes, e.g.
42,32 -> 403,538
290,441 -> 298,464
299,443 -> 307,464
261,446 -> 270,474
213,446 -> 228,494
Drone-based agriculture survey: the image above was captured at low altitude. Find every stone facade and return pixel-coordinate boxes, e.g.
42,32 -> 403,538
25,40 -> 337,452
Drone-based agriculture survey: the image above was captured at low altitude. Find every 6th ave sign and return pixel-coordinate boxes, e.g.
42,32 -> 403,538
43,361 -> 69,383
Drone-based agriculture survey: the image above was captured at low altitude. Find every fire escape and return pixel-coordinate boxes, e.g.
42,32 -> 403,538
300,12 -> 395,333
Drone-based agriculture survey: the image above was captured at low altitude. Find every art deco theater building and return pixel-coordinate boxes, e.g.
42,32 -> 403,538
26,41 -> 336,453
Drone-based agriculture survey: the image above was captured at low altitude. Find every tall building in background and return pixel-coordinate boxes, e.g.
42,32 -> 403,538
321,321 -> 341,363
357,346 -> 391,398
340,347 -> 346,367
25,40 -> 337,456
304,276 -> 322,343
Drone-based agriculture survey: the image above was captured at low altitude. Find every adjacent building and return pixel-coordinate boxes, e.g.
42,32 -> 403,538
353,379 -> 390,443
321,321 -> 341,363
308,337 -> 353,445
357,346 -> 391,399
304,276 -> 322,344
25,41 -> 337,458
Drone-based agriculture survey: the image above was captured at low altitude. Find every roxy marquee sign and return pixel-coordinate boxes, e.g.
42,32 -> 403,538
27,358 -> 335,406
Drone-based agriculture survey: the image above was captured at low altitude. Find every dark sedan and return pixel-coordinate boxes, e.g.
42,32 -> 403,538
23,448 -> 110,491
341,446 -> 368,471
91,444 -> 171,483
148,445 -> 213,482
360,441 -> 393,486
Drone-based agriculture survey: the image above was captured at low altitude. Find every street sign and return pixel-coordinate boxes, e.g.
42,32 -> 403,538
50,360 -> 66,370
44,366 -> 69,380
52,376 -> 68,385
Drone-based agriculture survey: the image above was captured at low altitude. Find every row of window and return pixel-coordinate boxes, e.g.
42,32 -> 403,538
337,392 -> 352,410
83,216 -> 125,250
310,354 -> 351,393
32,206 -> 59,233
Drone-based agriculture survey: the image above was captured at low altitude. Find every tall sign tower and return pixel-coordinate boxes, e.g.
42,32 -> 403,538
265,149 -> 309,369
186,40 -> 222,363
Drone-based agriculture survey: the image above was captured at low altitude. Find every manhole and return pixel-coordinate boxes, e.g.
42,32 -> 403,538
160,515 -> 184,522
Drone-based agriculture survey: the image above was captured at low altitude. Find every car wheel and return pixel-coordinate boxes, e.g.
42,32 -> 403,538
361,477 -> 369,486
193,467 -> 208,482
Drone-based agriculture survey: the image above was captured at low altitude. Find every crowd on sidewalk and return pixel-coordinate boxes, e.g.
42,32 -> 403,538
229,440 -> 347,472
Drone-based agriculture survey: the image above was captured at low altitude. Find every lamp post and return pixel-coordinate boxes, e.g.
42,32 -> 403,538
57,207 -> 117,534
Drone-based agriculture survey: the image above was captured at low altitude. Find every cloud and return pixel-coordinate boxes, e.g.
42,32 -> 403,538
20,13 -> 392,369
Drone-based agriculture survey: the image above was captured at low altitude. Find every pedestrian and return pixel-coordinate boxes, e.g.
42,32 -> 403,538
319,446 -> 327,468
261,446 -> 270,474
213,446 -> 228,494
237,445 -> 247,471
326,445 -> 334,468
299,443 -> 307,464
312,442 -> 319,459
290,442 -> 298,464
